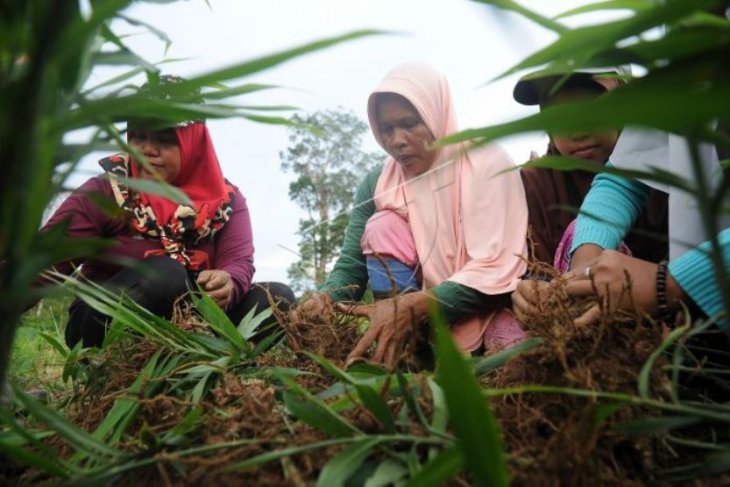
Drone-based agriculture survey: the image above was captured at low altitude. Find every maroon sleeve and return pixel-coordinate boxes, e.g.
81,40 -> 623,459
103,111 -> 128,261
213,187 -> 255,305
43,177 -> 111,237
41,177 -> 115,275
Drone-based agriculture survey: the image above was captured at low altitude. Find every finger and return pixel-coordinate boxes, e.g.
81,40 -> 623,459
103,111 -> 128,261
196,271 -> 212,285
337,303 -> 371,317
204,272 -> 228,291
208,287 -> 230,301
372,332 -> 390,364
574,304 -> 602,327
559,270 -> 577,282
511,291 -> 532,321
564,280 -> 597,298
384,339 -> 399,369
346,326 -> 380,364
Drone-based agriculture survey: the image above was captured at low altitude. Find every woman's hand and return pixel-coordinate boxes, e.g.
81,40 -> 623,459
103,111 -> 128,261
341,291 -> 431,369
289,292 -> 333,322
511,279 -> 554,323
570,243 -> 604,273
197,269 -> 234,309
565,250 -> 683,326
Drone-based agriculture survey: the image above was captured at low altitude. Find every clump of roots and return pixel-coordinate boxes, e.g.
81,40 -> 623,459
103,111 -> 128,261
483,262 -> 670,486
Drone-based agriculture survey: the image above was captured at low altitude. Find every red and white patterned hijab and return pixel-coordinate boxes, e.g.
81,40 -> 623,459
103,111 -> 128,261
99,122 -> 235,270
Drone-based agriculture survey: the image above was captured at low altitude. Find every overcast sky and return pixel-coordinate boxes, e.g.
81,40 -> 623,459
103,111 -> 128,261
72,0 -> 620,285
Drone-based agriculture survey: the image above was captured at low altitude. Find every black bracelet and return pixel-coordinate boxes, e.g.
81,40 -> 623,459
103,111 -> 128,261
656,259 -> 673,324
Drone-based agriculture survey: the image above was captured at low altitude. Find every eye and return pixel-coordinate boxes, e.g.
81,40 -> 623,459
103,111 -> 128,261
129,132 -> 147,144
403,118 -> 421,130
154,129 -> 178,145
380,124 -> 394,136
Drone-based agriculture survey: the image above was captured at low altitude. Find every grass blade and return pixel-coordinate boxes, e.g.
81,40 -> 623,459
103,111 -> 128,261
432,305 -> 509,487
316,437 -> 381,487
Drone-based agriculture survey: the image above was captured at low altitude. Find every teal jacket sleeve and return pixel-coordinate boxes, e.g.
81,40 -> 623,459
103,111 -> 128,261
570,164 -> 650,256
668,229 -> 730,328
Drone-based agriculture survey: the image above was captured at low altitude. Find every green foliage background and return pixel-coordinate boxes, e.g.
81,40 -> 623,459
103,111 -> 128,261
281,109 -> 381,292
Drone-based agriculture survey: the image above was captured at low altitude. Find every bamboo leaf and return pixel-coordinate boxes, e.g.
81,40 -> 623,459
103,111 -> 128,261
473,0 -> 567,33
702,448 -> 730,475
279,375 -> 359,438
428,379 -> 448,434
191,291 -> 249,353
223,438 -> 354,472
11,385 -> 122,460
238,305 -> 273,339
488,0 -> 717,80
305,352 -> 396,432
432,305 -> 509,486
363,459 -> 408,487
316,437 -> 381,487
116,175 -> 192,206
555,0 -> 655,19
91,350 -> 162,443
403,445 -> 463,487
638,324 -> 690,399
473,337 -> 543,375
613,415 -> 701,434
0,409 -> 73,477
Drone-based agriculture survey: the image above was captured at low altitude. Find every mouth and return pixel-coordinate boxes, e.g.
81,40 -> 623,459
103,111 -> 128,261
397,155 -> 417,164
571,145 -> 599,159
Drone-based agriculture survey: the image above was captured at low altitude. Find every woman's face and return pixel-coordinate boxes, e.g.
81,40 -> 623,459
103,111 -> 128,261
376,93 -> 437,178
546,84 -> 620,165
128,128 -> 182,183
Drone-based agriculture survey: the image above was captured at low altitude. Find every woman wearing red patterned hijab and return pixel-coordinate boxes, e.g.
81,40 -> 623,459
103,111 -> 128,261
42,75 -> 294,348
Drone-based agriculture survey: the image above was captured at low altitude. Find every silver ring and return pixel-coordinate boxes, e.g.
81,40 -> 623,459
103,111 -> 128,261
584,266 -> 591,278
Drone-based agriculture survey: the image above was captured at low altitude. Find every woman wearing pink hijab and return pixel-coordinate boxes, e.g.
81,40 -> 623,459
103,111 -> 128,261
299,62 -> 529,367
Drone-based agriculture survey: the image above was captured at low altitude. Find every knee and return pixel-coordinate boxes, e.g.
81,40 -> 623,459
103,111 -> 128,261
110,256 -> 191,312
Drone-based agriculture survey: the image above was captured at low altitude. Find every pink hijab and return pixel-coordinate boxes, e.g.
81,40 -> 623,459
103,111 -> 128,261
367,62 -> 529,352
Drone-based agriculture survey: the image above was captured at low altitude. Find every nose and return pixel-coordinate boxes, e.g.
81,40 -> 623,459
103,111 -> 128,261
568,130 -> 589,141
390,127 -> 408,149
139,138 -> 160,156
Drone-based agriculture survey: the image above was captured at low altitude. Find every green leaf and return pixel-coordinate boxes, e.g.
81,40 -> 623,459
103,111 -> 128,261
432,305 -> 509,487
473,337 -> 543,375
428,379 -> 448,434
613,415 -> 701,434
237,305 -> 273,340
11,385 -> 122,460
305,352 -> 396,433
317,437 -> 381,487
0,409 -> 73,477
279,375 -> 359,438
363,459 -> 408,487
473,0 -> 567,33
703,448 -> 730,475
638,324 -> 690,399
223,438 -> 353,472
403,445 -> 464,487
555,0 -> 655,19
116,175 -> 192,206
488,0 -> 717,80
191,371 -> 213,403
192,291 -> 249,353
163,406 -> 204,445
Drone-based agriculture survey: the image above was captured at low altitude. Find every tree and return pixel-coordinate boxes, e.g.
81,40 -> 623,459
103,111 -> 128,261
281,109 -> 381,292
